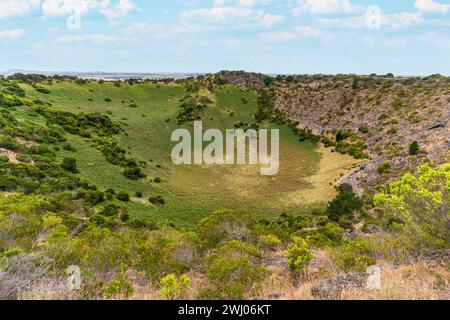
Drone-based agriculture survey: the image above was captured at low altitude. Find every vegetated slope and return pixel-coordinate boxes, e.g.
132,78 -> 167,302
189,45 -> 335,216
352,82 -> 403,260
217,71 -> 450,195
0,74 -> 448,301
3,75 -> 356,228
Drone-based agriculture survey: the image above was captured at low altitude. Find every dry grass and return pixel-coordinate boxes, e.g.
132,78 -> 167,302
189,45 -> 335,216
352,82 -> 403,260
258,250 -> 449,301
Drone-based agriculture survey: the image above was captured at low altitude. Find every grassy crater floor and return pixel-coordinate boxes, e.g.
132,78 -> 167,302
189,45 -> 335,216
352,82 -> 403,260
23,81 -> 358,228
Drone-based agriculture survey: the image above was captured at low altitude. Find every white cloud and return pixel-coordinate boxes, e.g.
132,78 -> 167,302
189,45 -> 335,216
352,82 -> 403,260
0,29 -> 26,39
55,33 -> 121,43
41,0 -> 108,16
0,0 -> 41,19
214,0 -> 272,7
260,26 -> 323,42
415,0 -> 450,14
181,6 -> 283,27
100,0 -> 139,20
319,12 -> 424,30
42,0 -> 138,19
290,0 -> 364,15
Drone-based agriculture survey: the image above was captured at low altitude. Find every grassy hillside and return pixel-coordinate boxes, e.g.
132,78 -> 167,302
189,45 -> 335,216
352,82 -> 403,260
0,74 -> 448,300
20,80 -> 357,227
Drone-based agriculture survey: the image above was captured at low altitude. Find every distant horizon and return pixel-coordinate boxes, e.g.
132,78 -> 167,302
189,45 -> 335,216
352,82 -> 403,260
1,68 -> 448,78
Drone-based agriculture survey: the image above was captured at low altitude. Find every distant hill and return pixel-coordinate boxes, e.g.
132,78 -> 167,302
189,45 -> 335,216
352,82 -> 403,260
1,69 -> 204,80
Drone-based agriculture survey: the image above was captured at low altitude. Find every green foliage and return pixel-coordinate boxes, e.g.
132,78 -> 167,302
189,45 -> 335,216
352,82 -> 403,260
160,274 -> 191,300
149,195 -> 165,205
198,209 -> 255,248
409,141 -> 420,156
258,234 -> 281,250
60,157 -> 78,173
285,237 -> 313,277
374,164 -> 450,251
332,237 -> 377,272
377,162 -> 391,174
33,85 -> 50,94
358,125 -> 369,134
201,240 -> 267,300
116,192 -> 130,202
102,265 -> 134,299
326,187 -> 364,227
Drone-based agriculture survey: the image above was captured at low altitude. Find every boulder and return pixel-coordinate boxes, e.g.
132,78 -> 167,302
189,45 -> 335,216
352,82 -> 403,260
311,272 -> 370,300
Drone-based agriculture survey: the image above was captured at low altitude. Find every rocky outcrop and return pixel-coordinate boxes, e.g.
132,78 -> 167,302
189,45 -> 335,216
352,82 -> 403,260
217,71 -> 450,193
311,272 -> 370,300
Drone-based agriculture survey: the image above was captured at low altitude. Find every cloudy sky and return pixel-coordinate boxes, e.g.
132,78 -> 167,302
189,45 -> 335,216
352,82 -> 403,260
0,0 -> 449,74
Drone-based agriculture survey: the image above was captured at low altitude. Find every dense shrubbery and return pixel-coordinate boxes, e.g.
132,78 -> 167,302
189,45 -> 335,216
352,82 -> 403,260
374,164 -> 450,251
327,184 -> 364,228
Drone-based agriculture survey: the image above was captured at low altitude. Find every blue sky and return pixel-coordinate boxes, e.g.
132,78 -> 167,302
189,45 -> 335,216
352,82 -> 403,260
0,0 -> 449,74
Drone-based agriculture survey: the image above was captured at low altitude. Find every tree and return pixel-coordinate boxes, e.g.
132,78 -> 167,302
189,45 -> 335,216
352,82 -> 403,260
409,141 -> 420,156
60,157 -> 78,173
285,237 -> 313,279
374,164 -> 450,251
326,189 -> 364,226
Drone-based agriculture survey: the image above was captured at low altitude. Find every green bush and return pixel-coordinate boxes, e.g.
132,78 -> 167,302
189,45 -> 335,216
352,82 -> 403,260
160,274 -> 191,300
409,141 -> 420,156
60,157 -> 78,173
285,237 -> 313,278
117,192 -> 130,202
201,241 -> 267,300
332,237 -> 377,272
258,234 -> 282,250
326,189 -> 363,226
149,195 -> 165,205
102,265 -> 134,299
374,164 -> 450,251
198,209 -> 255,248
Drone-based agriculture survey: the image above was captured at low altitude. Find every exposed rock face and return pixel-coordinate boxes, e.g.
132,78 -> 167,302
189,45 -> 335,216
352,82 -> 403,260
311,272 -> 370,300
217,71 -> 450,193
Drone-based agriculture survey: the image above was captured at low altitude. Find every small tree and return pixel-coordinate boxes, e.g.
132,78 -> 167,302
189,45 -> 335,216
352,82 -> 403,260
285,237 -> 313,280
374,164 -> 450,251
326,189 -> 364,227
61,157 -> 78,173
409,141 -> 420,156
160,274 -> 191,300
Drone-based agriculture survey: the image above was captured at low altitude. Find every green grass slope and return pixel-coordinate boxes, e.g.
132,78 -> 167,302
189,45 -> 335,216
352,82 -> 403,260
22,80 -> 357,228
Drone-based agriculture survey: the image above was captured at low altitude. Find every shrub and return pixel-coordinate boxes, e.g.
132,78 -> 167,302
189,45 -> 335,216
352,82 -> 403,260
60,157 -> 78,173
122,166 -> 146,180
336,130 -> 350,142
149,195 -> 165,205
102,265 -> 134,299
409,141 -> 420,156
358,125 -> 369,134
135,191 -> 143,198
374,164 -> 450,251
160,274 -> 191,300
62,143 -> 76,152
198,209 -> 255,248
201,241 -> 267,300
100,204 -> 121,217
332,237 -> 377,272
258,234 -> 282,250
326,189 -> 363,226
285,237 -> 313,278
117,192 -> 130,202
377,162 -> 391,174
34,86 -> 50,94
